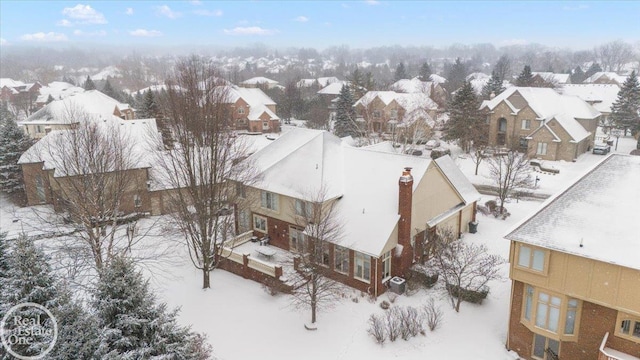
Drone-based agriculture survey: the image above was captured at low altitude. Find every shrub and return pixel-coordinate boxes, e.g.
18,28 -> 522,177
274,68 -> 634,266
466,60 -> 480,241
380,300 -> 390,310
423,298 -> 443,331
368,314 -> 387,344
446,283 -> 489,304
385,307 -> 402,342
430,148 -> 451,160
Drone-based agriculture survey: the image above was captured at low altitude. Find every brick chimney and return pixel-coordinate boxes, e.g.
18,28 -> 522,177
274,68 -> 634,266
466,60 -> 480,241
396,167 -> 414,277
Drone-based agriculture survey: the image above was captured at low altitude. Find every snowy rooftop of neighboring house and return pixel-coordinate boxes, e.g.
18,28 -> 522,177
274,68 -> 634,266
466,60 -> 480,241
245,128 -> 478,256
91,66 -> 121,81
505,154 -> 640,271
481,87 -> 600,121
227,86 -> 279,121
389,77 -> 435,95
429,74 -> 447,84
20,90 -> 129,125
558,84 -> 620,114
0,78 -> 25,88
317,81 -> 351,95
583,71 -> 628,84
37,82 -> 85,104
354,91 -> 439,112
532,72 -> 571,84
240,77 -> 278,85
18,117 -> 158,177
297,77 -> 339,88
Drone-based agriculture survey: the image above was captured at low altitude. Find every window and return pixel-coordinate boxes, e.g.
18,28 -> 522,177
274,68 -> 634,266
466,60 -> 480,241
382,251 -> 391,280
260,191 -> 278,211
295,199 -> 308,217
519,137 -> 528,149
564,299 -> 578,335
334,246 -> 349,274
616,312 -> 640,343
36,125 -> 44,133
522,119 -> 531,130
537,142 -> 548,156
498,118 -> 507,132
237,107 -> 245,114
354,252 -> 371,282
390,109 -> 398,120
373,110 -> 381,118
320,242 -> 330,267
35,175 -> 46,203
236,183 -> 246,199
289,226 -> 305,252
536,292 -> 561,332
517,245 -> 546,272
253,214 -> 267,233
134,194 -> 142,208
524,285 -> 534,321
238,210 -> 250,233
533,333 -> 559,360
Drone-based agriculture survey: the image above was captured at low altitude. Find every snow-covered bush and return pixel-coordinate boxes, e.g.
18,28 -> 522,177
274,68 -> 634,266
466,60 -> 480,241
423,297 -> 443,331
367,314 -> 387,344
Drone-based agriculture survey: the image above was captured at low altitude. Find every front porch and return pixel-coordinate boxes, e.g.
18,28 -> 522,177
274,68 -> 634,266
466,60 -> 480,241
598,332 -> 640,360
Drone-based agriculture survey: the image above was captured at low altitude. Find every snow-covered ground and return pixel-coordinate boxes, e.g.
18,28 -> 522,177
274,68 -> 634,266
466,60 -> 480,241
1,134 -> 637,360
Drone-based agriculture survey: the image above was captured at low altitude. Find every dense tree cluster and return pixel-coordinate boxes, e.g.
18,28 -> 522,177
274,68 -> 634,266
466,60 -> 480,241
611,70 -> 640,134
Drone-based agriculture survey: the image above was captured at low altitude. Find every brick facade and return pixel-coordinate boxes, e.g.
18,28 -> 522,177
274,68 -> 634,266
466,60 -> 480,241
508,280 -> 640,359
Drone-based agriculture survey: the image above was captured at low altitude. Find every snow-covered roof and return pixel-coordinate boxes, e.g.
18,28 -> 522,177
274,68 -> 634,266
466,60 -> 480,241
226,86 -> 279,121
317,81 -> 351,95
18,117 -> 158,177
583,72 -> 628,85
505,155 -> 640,271
297,77 -> 339,88
354,91 -> 439,113
390,77 -> 434,95
245,128 -> 477,256
429,74 -> 447,84
434,156 -> 481,204
240,77 -> 278,85
20,90 -> 128,126
558,84 -> 620,114
532,72 -> 571,84
0,78 -> 25,88
36,82 -> 85,104
91,66 -> 121,81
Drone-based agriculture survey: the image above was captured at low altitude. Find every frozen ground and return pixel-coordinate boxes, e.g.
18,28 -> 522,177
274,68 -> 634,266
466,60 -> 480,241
1,134 -> 636,360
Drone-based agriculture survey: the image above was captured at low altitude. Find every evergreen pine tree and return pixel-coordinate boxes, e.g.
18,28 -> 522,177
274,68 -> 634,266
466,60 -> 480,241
101,79 -> 121,102
348,66 -> 366,99
138,90 -> 159,119
584,63 -> 602,80
570,66 -> 586,84
2,235 -> 59,358
445,57 -> 468,94
333,84 -> 357,138
0,109 -> 34,199
445,81 -> 487,153
516,65 -> 534,87
93,257 -> 212,359
481,71 -> 506,100
364,71 -> 376,92
394,62 -> 408,81
46,94 -> 55,104
83,76 -> 96,90
418,62 -> 432,81
610,70 -> 640,134
0,231 -> 10,323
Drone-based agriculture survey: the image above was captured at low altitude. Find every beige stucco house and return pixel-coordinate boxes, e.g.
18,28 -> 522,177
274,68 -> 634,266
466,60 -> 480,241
480,87 -> 601,161
232,128 -> 480,296
505,154 -> 640,360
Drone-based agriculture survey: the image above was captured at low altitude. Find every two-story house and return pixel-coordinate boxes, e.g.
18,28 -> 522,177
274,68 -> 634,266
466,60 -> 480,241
558,84 -> 621,131
505,154 -> 640,360
480,87 -> 601,161
226,86 -> 280,133
234,128 -> 480,296
354,91 -> 439,139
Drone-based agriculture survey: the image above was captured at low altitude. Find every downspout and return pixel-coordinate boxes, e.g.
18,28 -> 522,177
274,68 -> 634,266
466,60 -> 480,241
374,256 -> 378,299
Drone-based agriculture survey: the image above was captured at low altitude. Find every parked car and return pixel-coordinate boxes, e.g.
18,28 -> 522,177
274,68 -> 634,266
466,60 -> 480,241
592,144 -> 610,155
424,139 -> 441,150
404,149 -> 423,156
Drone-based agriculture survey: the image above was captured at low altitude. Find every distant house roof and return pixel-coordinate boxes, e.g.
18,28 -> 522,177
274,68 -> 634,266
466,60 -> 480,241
0,78 -> 26,88
20,90 -> 130,126
245,128 -> 478,256
532,72 -> 571,84
390,77 -> 436,95
36,82 -> 85,104
429,74 -> 447,84
558,84 -> 620,114
354,91 -> 439,113
297,77 -> 339,88
240,77 -> 278,86
583,71 -> 628,85
505,155 -> 640,271
317,81 -> 351,95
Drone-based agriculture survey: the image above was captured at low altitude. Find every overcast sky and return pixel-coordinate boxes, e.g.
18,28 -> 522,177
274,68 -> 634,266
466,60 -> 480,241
1,1 -> 639,50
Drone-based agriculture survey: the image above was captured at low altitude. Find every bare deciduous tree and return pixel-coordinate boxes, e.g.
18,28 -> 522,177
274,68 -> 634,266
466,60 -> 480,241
289,188 -> 345,327
151,55 -> 257,289
426,227 -> 504,312
595,40 -> 635,72
486,151 -> 532,214
33,107 -> 149,272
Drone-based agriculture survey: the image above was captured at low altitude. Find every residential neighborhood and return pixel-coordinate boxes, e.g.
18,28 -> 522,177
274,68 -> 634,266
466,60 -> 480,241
1,2 -> 640,360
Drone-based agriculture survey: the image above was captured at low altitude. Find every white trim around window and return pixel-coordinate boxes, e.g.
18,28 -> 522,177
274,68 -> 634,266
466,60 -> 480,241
260,191 -> 279,212
354,251 -> 371,283
253,214 -> 267,233
517,244 -> 547,273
